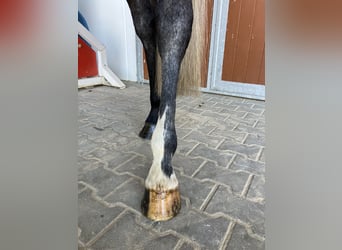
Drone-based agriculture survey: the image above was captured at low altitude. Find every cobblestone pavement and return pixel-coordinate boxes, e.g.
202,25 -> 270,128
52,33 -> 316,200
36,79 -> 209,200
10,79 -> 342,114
78,82 -> 265,250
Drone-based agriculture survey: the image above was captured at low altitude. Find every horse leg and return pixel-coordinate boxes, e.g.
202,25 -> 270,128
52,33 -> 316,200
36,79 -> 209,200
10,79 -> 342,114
127,0 -> 160,140
138,42 -> 160,139
141,0 -> 193,221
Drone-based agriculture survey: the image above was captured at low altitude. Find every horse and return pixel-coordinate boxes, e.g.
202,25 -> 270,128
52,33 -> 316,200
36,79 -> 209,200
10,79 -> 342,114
126,0 -> 208,221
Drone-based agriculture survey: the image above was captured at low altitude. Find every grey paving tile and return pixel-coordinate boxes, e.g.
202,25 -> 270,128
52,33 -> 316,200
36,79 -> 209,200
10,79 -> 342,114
177,139 -> 199,155
247,175 -> 265,204
209,128 -> 246,144
194,161 -> 249,194
115,155 -> 150,179
189,144 -> 235,168
230,155 -> 265,175
104,178 -> 145,212
179,241 -> 196,250
259,148 -> 265,163
140,234 -> 180,250
176,171 -> 215,209
150,208 -> 230,250
236,105 -> 264,115
172,153 -> 205,177
78,83 -> 265,250
234,123 -> 265,136
78,189 -> 125,244
106,152 -> 138,169
79,166 -> 130,198
205,185 -> 265,237
218,140 -> 262,161
78,157 -> 105,173
244,112 -> 265,122
255,120 -> 265,130
201,110 -> 230,120
226,224 -> 265,250
184,130 -> 223,148
244,134 -> 265,146
89,211 -> 157,250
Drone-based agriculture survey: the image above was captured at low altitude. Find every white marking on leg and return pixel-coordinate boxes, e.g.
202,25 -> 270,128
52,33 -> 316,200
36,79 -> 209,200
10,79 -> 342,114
145,106 -> 178,191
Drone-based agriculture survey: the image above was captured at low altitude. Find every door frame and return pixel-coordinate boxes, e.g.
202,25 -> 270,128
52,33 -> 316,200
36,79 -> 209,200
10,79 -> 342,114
205,0 -> 265,100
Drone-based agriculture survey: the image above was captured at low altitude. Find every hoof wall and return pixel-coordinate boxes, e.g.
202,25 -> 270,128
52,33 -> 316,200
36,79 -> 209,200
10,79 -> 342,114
139,123 -> 156,140
141,187 -> 181,221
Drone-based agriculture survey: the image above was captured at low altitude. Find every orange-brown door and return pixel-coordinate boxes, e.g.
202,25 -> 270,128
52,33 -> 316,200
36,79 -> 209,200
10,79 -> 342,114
221,0 -> 265,85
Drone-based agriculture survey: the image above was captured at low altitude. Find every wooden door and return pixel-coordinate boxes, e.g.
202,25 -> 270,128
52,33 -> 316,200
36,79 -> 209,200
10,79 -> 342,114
222,0 -> 265,85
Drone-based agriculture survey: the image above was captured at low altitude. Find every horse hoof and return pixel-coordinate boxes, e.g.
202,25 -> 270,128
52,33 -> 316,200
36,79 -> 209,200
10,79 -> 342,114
139,123 -> 156,140
141,187 -> 181,221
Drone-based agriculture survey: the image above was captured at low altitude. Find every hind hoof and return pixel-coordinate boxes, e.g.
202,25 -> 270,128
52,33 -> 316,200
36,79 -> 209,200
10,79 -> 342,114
141,187 -> 181,221
139,123 -> 156,140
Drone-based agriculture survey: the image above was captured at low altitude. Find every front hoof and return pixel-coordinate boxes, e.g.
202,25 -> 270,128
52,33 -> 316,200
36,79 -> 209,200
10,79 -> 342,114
139,123 -> 156,140
141,187 -> 181,221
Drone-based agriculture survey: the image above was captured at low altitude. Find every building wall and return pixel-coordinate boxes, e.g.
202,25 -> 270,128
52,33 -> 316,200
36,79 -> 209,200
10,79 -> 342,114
78,0 -> 137,81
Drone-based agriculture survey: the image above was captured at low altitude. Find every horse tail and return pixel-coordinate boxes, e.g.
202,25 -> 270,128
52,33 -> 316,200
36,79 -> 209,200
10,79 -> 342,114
155,0 -> 209,96
178,0 -> 209,96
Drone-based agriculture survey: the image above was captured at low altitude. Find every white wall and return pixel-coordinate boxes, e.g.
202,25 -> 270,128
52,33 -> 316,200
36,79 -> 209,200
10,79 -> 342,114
78,0 -> 137,81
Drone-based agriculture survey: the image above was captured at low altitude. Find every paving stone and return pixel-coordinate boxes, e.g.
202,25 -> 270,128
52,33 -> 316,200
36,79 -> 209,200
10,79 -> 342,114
209,128 -> 246,143
106,152 -> 137,169
140,234 -> 180,250
179,105 -> 204,114
244,112 -> 265,122
189,144 -> 235,168
247,175 -> 265,204
194,161 -> 249,194
226,224 -> 265,250
244,134 -> 265,146
150,208 -> 230,250
105,178 -> 145,212
89,211 -> 158,250
196,123 -> 217,135
218,140 -> 262,161
259,148 -> 265,163
176,114 -> 209,129
228,115 -> 257,127
177,139 -> 198,155
176,127 -> 193,138
230,155 -> 265,175
184,130 -> 223,148
201,110 -> 230,120
205,185 -> 265,237
255,120 -> 265,130
176,170 -> 215,209
172,154 -> 205,177
85,115 -> 114,129
78,157 -> 105,173
213,102 -> 238,111
244,99 -> 265,106
234,123 -> 265,136
251,103 -> 265,110
193,102 -> 223,113
122,140 -> 153,160
78,137 -> 100,156
78,183 -> 87,193
79,167 -> 130,198
83,143 -> 131,162
231,102 -> 254,110
116,155 -> 150,179
79,125 -> 118,142
78,189 -> 125,244
236,105 -> 264,115
78,83 -> 265,250
179,241 -> 197,250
